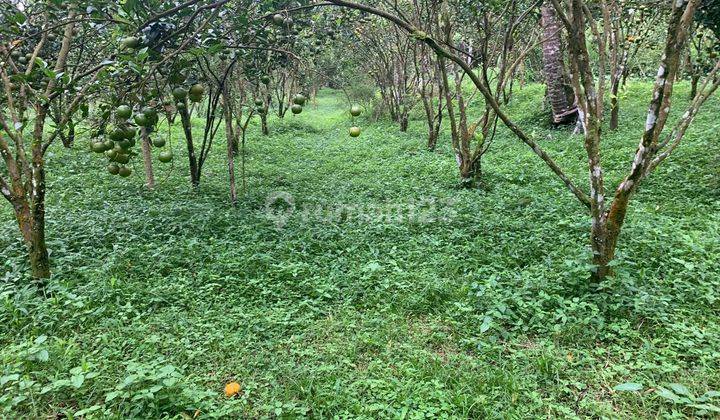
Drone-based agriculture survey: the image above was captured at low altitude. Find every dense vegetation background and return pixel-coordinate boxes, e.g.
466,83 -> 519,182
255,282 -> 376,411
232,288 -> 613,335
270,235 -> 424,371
2,82 -> 719,417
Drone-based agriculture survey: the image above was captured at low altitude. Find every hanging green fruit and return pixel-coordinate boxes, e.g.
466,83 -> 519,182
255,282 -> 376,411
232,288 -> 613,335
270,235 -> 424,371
293,94 -> 306,106
158,150 -> 173,163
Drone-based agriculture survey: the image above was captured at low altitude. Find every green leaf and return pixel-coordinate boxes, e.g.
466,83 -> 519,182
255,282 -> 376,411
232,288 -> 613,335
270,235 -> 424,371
613,382 -> 643,392
480,316 -> 492,333
34,349 -> 49,362
656,387 -> 680,402
74,405 -> 102,416
689,403 -> 720,413
668,383 -> 692,397
105,390 -> 121,402
71,374 -> 84,389
0,374 -> 20,386
700,391 -> 720,401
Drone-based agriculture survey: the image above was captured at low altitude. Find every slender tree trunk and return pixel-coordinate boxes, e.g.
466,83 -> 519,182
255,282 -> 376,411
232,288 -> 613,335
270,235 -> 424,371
399,113 -> 408,132
221,88 -> 237,206
609,79 -> 620,130
140,128 -> 155,190
178,103 -> 200,187
260,112 -> 269,135
690,74 -> 700,98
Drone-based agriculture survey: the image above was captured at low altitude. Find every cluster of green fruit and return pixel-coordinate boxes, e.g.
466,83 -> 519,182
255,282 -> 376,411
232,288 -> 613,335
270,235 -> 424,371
172,84 -> 206,108
10,50 -> 37,65
90,105 -> 171,177
271,14 -> 294,28
349,105 -> 361,137
290,93 -> 307,114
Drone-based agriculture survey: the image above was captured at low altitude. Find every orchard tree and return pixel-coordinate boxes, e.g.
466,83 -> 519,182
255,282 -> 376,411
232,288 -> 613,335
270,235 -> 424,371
322,0 -> 719,282
437,0 -> 541,185
0,0 -> 240,278
352,17 -> 421,132
600,1 -> 665,130
0,1 -> 118,278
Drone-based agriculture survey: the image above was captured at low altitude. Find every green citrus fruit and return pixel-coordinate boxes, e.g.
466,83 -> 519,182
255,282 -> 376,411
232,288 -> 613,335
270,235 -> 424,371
116,105 -> 132,119
292,94 -> 306,106
134,113 -> 149,127
349,126 -> 361,137
107,163 -> 120,175
158,150 -> 173,163
172,87 -> 187,101
189,84 -> 205,96
110,128 -> 125,142
123,127 -> 136,139
118,166 -> 132,177
121,36 -> 140,49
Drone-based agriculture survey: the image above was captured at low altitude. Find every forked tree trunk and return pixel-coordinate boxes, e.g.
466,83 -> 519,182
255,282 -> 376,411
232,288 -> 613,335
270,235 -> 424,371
540,2 -> 576,124
590,196 -> 629,282
140,128 -> 155,190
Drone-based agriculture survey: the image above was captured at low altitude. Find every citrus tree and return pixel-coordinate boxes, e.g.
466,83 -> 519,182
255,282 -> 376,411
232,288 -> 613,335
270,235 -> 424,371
0,1 -> 119,278
320,0 -> 719,282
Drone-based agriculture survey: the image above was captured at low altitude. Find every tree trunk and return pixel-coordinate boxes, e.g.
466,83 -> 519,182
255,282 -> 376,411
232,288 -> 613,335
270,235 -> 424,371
222,88 -> 237,206
690,74 -> 700,99
458,157 -> 480,188
140,128 -> 155,190
260,112 -> 269,135
179,103 -> 200,187
609,79 -> 620,131
399,113 -> 409,132
590,202 -> 627,283
14,196 -> 50,279
540,2 -> 576,124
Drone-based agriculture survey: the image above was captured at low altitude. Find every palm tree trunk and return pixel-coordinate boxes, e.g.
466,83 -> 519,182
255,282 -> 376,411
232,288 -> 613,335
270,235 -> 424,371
541,2 -> 576,124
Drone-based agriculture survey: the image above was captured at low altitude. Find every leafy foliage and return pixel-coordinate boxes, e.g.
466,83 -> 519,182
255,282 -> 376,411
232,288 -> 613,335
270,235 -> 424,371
699,0 -> 720,37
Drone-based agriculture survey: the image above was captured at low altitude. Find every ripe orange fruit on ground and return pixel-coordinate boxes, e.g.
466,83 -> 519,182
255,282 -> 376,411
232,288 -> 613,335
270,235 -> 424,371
224,381 -> 241,397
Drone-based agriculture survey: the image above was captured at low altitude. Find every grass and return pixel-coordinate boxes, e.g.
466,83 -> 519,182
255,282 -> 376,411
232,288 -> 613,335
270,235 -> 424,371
1,82 -> 719,418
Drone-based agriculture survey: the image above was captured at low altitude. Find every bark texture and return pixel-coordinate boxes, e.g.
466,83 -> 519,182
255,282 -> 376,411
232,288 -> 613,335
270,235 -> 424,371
541,2 -> 576,124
